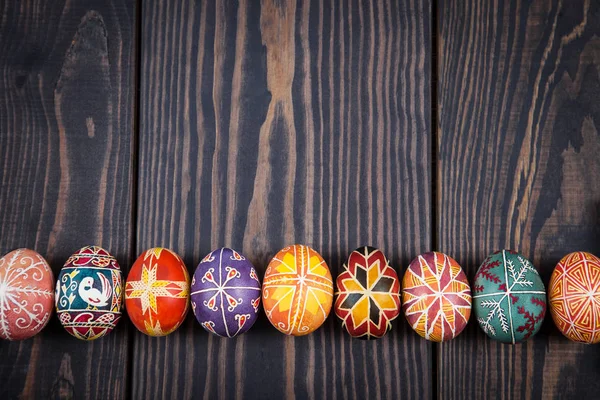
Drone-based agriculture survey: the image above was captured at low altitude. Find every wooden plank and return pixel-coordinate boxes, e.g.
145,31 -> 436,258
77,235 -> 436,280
0,1 -> 136,398
437,0 -> 600,398
136,0 -> 432,399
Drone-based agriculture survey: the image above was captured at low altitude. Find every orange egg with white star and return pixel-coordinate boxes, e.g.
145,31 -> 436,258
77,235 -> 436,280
262,245 -> 333,336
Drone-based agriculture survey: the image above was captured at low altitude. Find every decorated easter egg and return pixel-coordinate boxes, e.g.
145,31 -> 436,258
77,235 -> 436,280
55,246 -> 123,340
190,248 -> 261,337
549,251 -> 600,344
335,246 -> 400,339
473,250 -> 546,343
0,249 -> 54,340
125,248 -> 190,336
402,252 -> 471,342
262,245 -> 333,336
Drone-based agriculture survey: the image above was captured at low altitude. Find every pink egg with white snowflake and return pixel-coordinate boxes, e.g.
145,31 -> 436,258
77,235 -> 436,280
0,249 -> 54,340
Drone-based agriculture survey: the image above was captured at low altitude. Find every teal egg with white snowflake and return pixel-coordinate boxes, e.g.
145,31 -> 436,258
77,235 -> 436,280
473,250 -> 546,344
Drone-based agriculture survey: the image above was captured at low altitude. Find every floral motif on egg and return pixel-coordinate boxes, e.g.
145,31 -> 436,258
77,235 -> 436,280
0,249 -> 55,340
55,246 -> 123,341
549,251 -> 600,344
262,245 -> 333,336
191,248 -> 261,337
473,250 -> 546,344
335,246 -> 400,339
125,248 -> 190,336
402,252 -> 471,342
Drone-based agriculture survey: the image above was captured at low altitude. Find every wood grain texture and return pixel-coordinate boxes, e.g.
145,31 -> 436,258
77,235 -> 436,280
135,0 -> 432,399
0,1 -> 135,398
437,0 -> 600,398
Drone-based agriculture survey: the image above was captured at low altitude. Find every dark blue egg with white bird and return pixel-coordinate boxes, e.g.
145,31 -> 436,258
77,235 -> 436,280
55,246 -> 123,340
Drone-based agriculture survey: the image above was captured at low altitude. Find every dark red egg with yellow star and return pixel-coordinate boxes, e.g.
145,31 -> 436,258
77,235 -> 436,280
125,248 -> 190,336
335,246 -> 400,339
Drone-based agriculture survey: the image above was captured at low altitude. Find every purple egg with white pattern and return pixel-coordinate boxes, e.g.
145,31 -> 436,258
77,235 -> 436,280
191,248 -> 261,337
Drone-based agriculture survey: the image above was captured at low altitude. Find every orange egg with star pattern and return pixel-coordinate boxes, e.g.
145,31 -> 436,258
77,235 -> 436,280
549,251 -> 600,344
125,248 -> 190,336
262,245 -> 333,336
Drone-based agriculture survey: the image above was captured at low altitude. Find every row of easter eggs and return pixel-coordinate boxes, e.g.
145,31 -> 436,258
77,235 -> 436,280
0,246 -> 256,340
0,245 -> 598,344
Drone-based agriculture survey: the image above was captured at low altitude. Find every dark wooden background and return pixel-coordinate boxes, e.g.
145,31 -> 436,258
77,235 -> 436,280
0,0 -> 598,399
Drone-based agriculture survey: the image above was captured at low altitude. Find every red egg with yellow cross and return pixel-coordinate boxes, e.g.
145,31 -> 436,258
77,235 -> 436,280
125,248 -> 190,336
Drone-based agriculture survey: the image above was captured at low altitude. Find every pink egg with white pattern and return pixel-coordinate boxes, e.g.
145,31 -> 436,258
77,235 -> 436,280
0,249 -> 54,340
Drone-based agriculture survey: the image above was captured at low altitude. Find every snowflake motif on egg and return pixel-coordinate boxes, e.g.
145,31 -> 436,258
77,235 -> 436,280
191,248 -> 261,337
473,250 -> 546,343
0,249 -> 55,340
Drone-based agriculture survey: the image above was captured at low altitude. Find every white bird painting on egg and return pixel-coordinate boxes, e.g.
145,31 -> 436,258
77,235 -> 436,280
78,273 -> 113,308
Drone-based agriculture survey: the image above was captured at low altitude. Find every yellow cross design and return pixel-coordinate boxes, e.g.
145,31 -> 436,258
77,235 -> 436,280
125,262 -> 189,315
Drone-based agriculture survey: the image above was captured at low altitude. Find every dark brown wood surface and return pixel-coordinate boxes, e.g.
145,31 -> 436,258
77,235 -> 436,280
437,0 -> 600,398
3,0 -> 600,398
134,0 -> 431,399
0,0 -> 136,399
